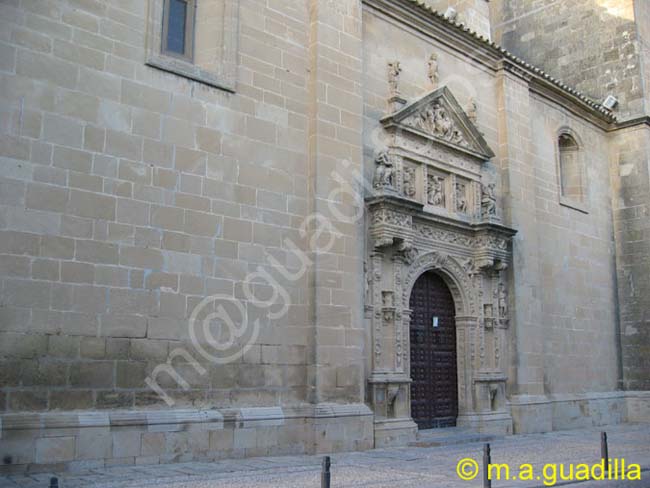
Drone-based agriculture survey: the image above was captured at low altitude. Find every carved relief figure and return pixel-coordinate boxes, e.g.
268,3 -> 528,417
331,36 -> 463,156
387,61 -> 402,97
427,175 -> 445,207
456,182 -> 468,213
433,101 -> 452,138
451,128 -> 466,146
427,53 -> 439,89
402,246 -> 418,264
481,183 -> 497,218
402,167 -> 416,198
373,151 -> 394,189
407,98 -> 474,150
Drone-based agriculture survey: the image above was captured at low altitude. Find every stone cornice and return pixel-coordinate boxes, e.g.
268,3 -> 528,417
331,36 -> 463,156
610,115 -> 650,132
363,0 -> 617,127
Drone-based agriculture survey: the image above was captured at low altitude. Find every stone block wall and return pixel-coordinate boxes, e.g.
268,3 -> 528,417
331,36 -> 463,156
0,0 -> 314,414
491,0 -> 643,119
421,0 -> 492,39
609,125 -> 650,391
528,96 -> 619,395
0,0 -> 372,471
492,0 -> 650,395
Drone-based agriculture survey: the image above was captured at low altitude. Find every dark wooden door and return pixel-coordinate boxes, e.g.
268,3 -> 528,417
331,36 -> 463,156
409,271 -> 458,429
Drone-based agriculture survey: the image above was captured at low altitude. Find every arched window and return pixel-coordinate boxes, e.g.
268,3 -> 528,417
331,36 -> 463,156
558,131 -> 586,207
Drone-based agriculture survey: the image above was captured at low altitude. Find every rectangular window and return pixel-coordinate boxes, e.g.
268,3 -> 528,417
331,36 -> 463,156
162,0 -> 195,61
147,0 -> 239,91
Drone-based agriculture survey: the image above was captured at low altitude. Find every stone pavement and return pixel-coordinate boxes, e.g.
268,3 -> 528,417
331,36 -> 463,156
1,424 -> 649,488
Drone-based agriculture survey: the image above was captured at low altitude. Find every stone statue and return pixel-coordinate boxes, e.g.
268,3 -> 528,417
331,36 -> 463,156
456,182 -> 468,213
427,175 -> 445,206
481,183 -> 497,217
387,61 -> 402,97
364,262 -> 372,305
427,53 -> 439,89
373,151 -> 394,189
467,97 -> 478,125
498,283 -> 508,318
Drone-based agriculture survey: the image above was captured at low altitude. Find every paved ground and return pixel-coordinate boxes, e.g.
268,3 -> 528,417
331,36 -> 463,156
1,424 -> 649,488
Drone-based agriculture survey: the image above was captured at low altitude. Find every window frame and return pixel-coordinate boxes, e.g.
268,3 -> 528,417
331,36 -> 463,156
161,0 -> 196,62
556,128 -> 589,214
145,0 -> 240,92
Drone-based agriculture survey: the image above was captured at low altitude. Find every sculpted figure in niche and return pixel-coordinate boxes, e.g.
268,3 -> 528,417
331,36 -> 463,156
403,167 -> 416,197
481,183 -> 497,217
456,182 -> 468,213
387,61 -> 402,97
373,151 -> 394,189
427,175 -> 445,207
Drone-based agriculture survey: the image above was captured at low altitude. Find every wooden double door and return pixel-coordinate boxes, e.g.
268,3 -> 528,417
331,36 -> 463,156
409,271 -> 458,429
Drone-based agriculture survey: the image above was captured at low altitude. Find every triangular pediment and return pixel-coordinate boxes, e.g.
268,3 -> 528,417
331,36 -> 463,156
381,86 -> 495,160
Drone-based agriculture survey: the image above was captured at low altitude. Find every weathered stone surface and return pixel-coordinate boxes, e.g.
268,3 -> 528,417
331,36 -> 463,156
1,0 -> 650,473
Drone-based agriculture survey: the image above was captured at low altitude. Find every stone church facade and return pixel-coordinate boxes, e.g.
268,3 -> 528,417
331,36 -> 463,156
0,0 -> 649,472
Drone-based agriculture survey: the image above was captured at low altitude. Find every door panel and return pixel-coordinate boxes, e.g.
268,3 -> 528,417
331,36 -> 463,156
409,271 -> 458,429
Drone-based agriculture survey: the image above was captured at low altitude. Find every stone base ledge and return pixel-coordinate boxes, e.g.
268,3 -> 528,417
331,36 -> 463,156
509,391 -> 650,434
0,404 -> 374,473
457,411 -> 513,435
373,418 -> 418,448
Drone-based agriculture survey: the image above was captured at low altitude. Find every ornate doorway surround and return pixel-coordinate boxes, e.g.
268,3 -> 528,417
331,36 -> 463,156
365,65 -> 517,447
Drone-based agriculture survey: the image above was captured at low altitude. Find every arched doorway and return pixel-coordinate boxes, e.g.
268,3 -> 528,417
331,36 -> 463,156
409,271 -> 458,429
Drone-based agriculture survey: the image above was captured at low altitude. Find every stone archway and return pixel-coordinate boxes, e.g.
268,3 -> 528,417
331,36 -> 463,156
401,252 -> 477,427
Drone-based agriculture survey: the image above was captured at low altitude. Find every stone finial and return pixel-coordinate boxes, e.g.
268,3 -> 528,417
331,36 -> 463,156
427,53 -> 439,90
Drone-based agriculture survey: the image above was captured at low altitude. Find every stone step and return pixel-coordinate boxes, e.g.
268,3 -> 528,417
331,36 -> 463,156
409,427 -> 502,447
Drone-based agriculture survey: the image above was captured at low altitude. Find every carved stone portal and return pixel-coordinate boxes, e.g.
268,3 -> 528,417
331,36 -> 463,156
367,85 -> 516,447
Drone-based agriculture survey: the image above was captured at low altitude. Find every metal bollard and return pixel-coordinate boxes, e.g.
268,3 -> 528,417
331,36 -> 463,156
49,477 -> 59,488
483,443 -> 492,488
321,456 -> 331,488
601,432 -> 608,461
